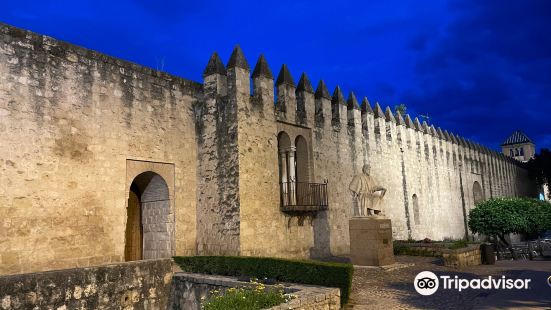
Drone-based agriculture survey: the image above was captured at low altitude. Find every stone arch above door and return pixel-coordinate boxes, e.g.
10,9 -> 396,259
125,160 -> 175,259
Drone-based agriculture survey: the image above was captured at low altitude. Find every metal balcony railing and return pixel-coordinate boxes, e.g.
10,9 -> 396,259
280,182 -> 328,212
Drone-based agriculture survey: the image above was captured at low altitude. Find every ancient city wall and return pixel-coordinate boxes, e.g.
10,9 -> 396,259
0,21 -> 537,273
198,50 -> 315,258
0,23 -> 200,274
231,56 -> 537,257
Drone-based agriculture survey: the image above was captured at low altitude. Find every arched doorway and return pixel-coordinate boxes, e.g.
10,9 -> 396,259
473,181 -> 484,205
125,171 -> 173,261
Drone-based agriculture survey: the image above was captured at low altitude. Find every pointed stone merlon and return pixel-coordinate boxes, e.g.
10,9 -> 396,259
347,92 -> 361,127
430,125 -> 438,138
405,114 -> 414,129
331,86 -> 345,126
226,45 -> 250,97
361,97 -> 373,114
314,80 -> 331,128
385,106 -> 395,123
422,121 -> 431,135
203,52 -> 227,96
297,73 -> 314,93
374,102 -> 385,119
275,64 -> 296,121
347,92 -> 360,110
251,54 -> 274,109
395,111 -> 405,126
437,127 -> 446,140
296,72 -> 314,126
414,117 -> 423,132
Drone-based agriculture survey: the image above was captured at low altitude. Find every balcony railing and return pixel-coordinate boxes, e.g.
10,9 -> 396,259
280,182 -> 328,212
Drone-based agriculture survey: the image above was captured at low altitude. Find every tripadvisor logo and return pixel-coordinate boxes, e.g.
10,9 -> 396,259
414,271 -> 532,296
414,271 -> 439,296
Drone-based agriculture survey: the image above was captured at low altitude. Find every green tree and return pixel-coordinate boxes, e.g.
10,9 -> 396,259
468,198 -> 551,258
527,148 -> 551,199
393,104 -> 407,116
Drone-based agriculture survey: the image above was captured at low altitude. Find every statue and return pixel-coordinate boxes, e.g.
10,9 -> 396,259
349,164 -> 387,217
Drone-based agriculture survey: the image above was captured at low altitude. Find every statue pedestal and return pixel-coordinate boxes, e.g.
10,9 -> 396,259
349,217 -> 395,266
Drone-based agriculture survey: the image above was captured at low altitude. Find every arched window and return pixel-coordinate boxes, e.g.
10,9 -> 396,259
278,132 -> 295,205
295,135 -> 309,183
509,149 -> 513,157
412,194 -> 420,225
520,147 -> 524,156
473,181 -> 484,205
515,148 -> 519,156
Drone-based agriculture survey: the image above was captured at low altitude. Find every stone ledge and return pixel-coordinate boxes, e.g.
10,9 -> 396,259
171,272 -> 340,310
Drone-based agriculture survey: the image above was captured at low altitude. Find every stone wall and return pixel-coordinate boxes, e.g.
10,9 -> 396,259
169,272 -> 340,310
0,23 -> 199,274
224,54 -> 538,257
442,245 -> 482,268
0,21 -> 538,272
0,259 -> 173,310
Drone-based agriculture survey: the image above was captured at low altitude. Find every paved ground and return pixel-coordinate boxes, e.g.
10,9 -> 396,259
345,256 -> 551,310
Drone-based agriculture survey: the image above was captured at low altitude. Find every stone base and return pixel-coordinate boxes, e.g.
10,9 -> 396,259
349,217 -> 395,266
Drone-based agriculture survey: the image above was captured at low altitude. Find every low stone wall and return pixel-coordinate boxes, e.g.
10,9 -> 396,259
0,259 -> 173,310
442,245 -> 482,268
169,273 -> 341,310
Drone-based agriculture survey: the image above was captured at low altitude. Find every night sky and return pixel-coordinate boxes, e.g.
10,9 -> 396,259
2,0 -> 549,151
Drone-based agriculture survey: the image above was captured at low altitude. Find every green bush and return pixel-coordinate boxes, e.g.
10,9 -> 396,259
393,243 -> 439,257
447,240 -> 468,250
202,282 -> 292,310
173,256 -> 353,306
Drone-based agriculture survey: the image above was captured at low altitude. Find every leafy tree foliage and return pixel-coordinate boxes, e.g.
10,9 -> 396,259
527,148 -> 551,198
468,198 -> 551,257
393,104 -> 407,116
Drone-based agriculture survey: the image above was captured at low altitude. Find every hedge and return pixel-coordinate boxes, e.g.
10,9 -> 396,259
173,256 -> 353,306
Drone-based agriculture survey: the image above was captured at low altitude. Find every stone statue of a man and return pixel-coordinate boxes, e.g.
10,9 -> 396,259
349,164 -> 387,217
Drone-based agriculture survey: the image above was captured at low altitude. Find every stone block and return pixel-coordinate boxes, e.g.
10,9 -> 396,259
349,217 -> 394,266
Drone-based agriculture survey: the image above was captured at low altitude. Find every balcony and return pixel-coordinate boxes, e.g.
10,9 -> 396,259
280,182 -> 328,213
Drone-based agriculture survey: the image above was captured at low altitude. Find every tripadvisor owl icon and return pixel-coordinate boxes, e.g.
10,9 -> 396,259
414,271 -> 439,296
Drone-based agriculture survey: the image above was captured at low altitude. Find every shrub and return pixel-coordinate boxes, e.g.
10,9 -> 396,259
173,256 -> 353,306
392,243 -> 439,257
447,240 -> 468,250
202,282 -> 293,310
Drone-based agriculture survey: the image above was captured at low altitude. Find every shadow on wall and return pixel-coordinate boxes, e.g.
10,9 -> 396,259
311,210 -> 332,258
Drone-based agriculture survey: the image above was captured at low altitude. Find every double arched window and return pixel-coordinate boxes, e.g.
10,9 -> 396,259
278,131 -> 310,207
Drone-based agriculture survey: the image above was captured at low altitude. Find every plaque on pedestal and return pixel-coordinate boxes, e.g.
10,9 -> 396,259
349,217 -> 395,266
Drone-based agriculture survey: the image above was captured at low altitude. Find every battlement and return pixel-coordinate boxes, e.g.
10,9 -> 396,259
201,46 -> 521,167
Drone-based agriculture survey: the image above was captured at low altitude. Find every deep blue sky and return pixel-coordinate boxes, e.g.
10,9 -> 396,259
2,0 -> 549,151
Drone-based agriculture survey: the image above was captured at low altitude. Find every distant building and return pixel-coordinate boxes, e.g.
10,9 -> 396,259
501,130 -> 535,162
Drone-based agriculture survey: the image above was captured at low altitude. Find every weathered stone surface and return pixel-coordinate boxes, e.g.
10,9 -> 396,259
0,21 -> 537,274
442,244 -> 482,268
349,218 -> 395,266
0,259 -> 173,310
169,273 -> 340,310
0,22 -> 197,275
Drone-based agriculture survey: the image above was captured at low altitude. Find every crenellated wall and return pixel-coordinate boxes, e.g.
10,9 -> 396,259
0,22 -> 538,275
219,49 -> 537,257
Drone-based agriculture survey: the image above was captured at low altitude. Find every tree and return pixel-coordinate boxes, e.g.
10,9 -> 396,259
393,104 -> 407,116
468,198 -> 551,258
527,148 -> 551,199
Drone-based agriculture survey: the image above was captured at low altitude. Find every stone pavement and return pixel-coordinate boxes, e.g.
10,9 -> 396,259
345,256 -> 551,310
